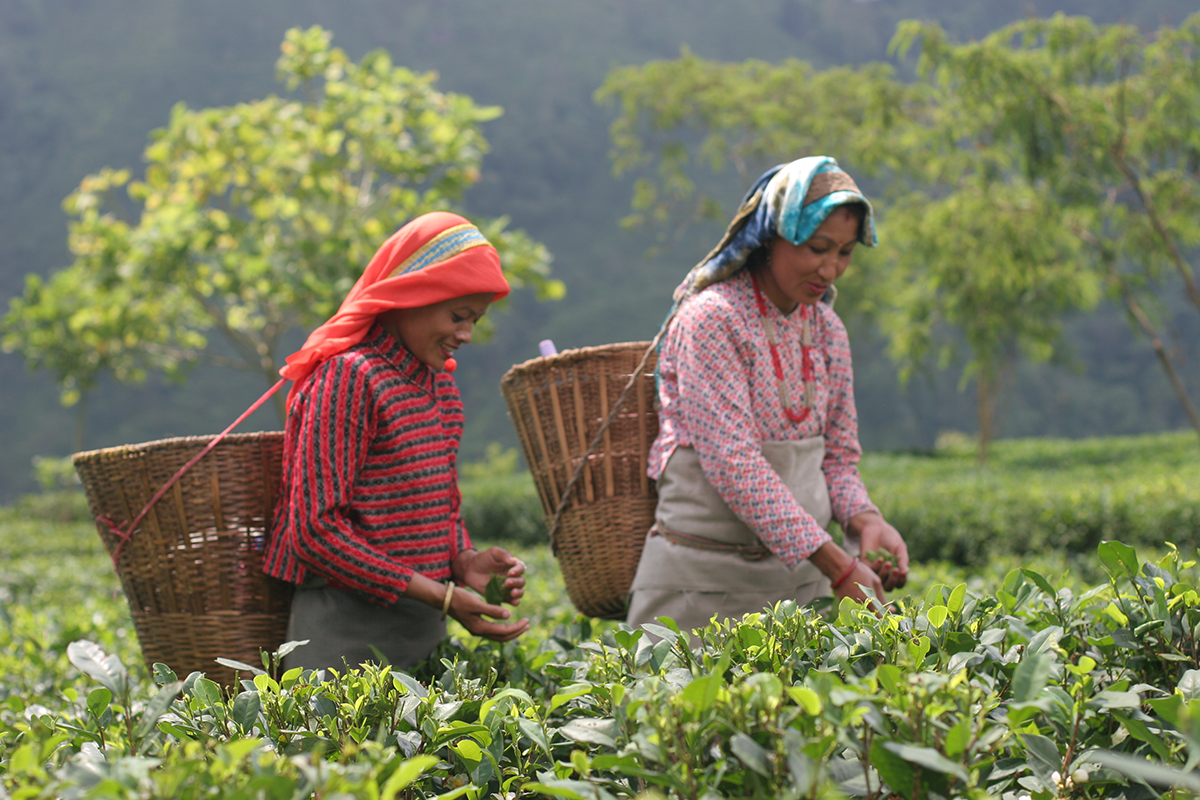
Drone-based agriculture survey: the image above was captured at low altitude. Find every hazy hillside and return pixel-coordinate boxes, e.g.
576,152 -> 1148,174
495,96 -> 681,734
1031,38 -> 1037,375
1,0 -> 1196,498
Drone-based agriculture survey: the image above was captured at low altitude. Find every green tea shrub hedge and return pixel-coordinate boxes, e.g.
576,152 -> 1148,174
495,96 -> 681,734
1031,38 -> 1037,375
865,431 -> 1200,566
2,540 -> 1199,799
457,432 -> 1200,566
459,473 -> 546,547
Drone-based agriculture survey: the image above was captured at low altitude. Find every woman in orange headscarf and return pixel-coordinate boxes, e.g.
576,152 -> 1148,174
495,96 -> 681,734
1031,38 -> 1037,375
265,212 -> 530,672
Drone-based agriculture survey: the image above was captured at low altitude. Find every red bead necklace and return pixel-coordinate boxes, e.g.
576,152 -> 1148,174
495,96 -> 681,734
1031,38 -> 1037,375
750,271 -> 815,424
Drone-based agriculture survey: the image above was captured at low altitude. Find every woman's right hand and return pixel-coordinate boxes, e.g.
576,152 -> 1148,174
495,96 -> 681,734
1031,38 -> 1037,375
810,541 -> 886,611
447,586 -> 531,642
831,559 -> 886,606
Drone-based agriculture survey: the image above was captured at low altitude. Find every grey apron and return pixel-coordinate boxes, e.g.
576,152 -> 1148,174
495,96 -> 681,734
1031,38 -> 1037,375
627,437 -> 848,639
282,577 -> 446,672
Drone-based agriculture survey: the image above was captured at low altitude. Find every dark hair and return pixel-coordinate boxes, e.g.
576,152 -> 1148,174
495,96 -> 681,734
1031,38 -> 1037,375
745,243 -> 770,274
748,201 -> 868,270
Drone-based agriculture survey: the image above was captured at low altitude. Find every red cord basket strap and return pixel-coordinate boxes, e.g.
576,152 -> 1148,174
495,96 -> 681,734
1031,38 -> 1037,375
100,378 -> 288,567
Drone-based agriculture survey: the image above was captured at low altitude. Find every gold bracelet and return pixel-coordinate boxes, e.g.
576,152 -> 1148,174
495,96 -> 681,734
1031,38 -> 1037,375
441,581 -> 455,619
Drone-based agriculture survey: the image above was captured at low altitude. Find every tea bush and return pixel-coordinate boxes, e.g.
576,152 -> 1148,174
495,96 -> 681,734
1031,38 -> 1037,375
866,431 -> 1200,566
3,496 -> 1200,797
2,431 -> 1200,798
460,431 -> 1200,564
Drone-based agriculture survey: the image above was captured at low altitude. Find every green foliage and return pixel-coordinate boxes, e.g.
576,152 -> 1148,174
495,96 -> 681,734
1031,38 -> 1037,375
878,178 -> 1102,457
890,11 -> 1200,442
1,25 -> 562,415
460,445 -> 546,547
598,11 -> 1200,457
596,47 -> 913,235
3,513 -> 1200,797
460,431 -> 1200,567
864,430 -> 1200,566
4,474 -> 1200,797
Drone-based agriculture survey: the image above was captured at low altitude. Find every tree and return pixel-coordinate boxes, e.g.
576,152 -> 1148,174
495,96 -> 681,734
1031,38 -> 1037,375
893,12 -> 1200,444
597,47 -> 913,239
2,25 -> 563,425
597,14 -> 1200,456
878,180 -> 1100,461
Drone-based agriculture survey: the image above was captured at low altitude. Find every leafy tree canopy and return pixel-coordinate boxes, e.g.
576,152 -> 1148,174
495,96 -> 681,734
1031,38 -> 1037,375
2,25 -> 563,419
598,11 -> 1200,457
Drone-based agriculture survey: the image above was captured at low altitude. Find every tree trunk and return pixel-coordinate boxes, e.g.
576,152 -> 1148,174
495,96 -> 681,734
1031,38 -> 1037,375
976,371 -> 997,465
1120,286 -> 1200,446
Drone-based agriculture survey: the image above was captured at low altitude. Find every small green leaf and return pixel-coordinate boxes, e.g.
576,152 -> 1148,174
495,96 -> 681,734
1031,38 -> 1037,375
453,737 -> 483,764
216,657 -> 265,676
134,681 -> 184,742
380,754 -> 440,800
947,582 -> 967,614
1179,670 -> 1200,701
884,742 -> 969,783
1021,733 -> 1062,784
151,663 -> 177,686
231,690 -> 261,733
787,686 -> 822,716
550,683 -> 594,712
518,718 -> 551,757
944,718 -> 971,758
67,641 -> 129,696
484,573 -> 513,605
86,687 -> 112,719
1098,541 -> 1139,579
1020,569 -> 1057,598
681,673 -> 721,713
1093,750 -> 1200,791
731,733 -> 772,777
558,718 -> 619,749
192,677 -> 222,707
1012,652 -> 1051,703
871,739 -> 914,794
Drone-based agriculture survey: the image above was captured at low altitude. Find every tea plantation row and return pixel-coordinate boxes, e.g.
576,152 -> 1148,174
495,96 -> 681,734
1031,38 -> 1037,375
0,431 -> 1198,799
462,431 -> 1200,567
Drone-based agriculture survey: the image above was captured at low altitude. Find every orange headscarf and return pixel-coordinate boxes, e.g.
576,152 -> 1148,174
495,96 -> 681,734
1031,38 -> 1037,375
280,212 -> 510,410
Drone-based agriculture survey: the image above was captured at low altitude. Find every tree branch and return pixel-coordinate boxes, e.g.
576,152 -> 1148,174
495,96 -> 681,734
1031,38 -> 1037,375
1106,261 -> 1200,444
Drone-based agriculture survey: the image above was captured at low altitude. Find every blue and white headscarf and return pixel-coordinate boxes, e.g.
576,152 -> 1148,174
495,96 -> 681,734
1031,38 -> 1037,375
672,156 -> 877,304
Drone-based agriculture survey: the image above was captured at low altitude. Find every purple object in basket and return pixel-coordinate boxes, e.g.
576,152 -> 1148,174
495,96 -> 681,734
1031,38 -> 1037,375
538,339 -> 558,357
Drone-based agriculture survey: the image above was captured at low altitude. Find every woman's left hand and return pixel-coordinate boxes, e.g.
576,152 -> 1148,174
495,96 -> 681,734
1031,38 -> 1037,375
846,511 -> 909,591
453,547 -> 527,606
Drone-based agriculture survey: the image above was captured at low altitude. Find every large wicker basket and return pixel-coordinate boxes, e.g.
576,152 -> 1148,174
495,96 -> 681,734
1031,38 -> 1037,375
501,342 -> 659,619
73,432 -> 292,686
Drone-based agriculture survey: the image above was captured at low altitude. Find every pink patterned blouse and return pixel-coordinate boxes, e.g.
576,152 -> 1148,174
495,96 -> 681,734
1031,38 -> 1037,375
648,269 -> 878,567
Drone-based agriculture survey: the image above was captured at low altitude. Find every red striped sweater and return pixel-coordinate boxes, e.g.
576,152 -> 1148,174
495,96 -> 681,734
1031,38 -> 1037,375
264,323 -> 471,605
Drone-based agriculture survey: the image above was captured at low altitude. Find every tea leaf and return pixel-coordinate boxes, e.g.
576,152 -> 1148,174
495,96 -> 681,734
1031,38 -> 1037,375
1012,652 -> 1052,703
731,733 -> 771,777
559,718 -> 619,749
66,640 -> 128,696
484,573 -> 513,605
231,690 -> 261,733
134,680 -> 184,743
884,742 -> 970,783
1093,750 -> 1200,791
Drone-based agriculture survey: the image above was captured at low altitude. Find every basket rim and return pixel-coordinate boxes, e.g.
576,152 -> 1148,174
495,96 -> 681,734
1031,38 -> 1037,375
501,340 -> 654,385
72,430 -> 285,465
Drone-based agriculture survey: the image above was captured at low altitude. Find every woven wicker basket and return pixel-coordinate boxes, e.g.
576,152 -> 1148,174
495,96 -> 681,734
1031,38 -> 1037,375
73,432 -> 292,686
501,342 -> 659,619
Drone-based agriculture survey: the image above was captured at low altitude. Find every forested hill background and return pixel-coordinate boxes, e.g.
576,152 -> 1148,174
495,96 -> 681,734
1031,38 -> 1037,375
1,0 -> 1197,500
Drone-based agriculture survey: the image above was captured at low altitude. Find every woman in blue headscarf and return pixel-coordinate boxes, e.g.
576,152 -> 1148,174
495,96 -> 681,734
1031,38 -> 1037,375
628,156 -> 909,636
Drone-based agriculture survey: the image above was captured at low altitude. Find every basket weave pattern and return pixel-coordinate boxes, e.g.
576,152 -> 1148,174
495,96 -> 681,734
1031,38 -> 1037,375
73,432 -> 292,686
501,342 -> 659,619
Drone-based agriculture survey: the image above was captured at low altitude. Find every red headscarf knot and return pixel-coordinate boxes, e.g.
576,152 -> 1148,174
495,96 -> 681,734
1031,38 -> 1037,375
280,212 -> 510,410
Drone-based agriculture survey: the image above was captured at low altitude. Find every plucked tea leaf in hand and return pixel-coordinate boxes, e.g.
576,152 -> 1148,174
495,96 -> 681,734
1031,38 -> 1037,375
865,548 -> 898,568
485,573 -> 514,605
